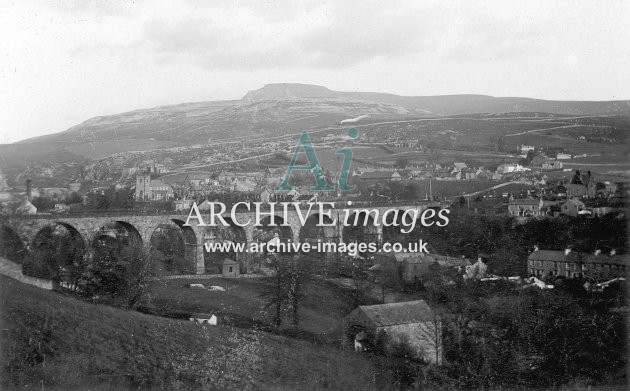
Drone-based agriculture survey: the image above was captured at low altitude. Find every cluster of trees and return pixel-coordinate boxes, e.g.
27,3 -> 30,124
22,227 -> 151,309
417,210 -> 627,276
31,192 -> 82,211
86,242 -> 151,308
83,187 -> 134,210
262,254 -> 314,328
22,226 -> 86,284
412,281 -> 627,389
518,150 -> 538,166
149,228 -> 190,274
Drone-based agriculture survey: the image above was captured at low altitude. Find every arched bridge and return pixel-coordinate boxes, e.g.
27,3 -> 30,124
1,203 -> 438,275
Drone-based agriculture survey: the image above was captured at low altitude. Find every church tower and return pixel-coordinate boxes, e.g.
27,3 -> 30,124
135,174 -> 152,200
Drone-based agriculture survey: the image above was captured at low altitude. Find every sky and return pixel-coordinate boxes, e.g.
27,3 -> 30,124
1,0 -> 629,143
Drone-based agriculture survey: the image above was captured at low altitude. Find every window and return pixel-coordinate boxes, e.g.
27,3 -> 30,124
229,266 -> 233,273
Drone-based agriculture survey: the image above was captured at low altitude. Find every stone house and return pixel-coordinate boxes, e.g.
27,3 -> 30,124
542,161 -> 564,170
342,300 -> 442,364
560,198 -> 586,216
508,198 -> 543,218
566,170 -> 596,198
461,168 -> 478,180
359,171 -> 402,184
530,154 -> 549,167
527,248 -> 628,280
15,198 -> 37,215
374,252 -> 471,283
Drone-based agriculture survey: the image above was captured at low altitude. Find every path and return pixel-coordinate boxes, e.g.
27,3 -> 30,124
0,256 -> 53,290
460,181 -> 523,197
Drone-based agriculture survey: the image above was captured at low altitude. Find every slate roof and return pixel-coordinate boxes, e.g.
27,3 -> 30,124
358,300 -> 433,327
509,199 -> 540,205
221,258 -> 239,265
528,250 -> 574,262
528,250 -> 629,266
360,171 -> 399,180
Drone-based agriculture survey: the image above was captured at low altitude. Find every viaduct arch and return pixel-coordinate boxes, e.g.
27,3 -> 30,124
1,204 -> 428,276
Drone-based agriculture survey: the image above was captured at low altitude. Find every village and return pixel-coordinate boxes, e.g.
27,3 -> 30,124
1,133 -> 627,388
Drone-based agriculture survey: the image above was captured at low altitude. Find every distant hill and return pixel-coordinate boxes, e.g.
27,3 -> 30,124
244,83 -> 630,116
16,83 -> 630,148
17,95 -> 420,147
2,83 -> 627,184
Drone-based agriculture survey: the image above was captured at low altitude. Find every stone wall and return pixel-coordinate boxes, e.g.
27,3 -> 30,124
0,256 -> 53,290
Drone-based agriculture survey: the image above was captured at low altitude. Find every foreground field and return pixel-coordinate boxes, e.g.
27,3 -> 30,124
0,275 -> 391,390
143,276 -> 367,344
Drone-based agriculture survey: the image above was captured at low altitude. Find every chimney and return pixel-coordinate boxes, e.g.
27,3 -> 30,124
564,248 -> 571,256
594,249 -> 601,256
533,245 -> 539,252
610,249 -> 616,256
26,179 -> 32,202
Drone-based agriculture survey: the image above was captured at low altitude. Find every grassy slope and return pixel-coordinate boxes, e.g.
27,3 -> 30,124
145,277 -> 359,344
0,275 -> 387,390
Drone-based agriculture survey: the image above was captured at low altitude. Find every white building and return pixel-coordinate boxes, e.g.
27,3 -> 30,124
519,145 -> 535,153
556,153 -> 572,160
497,163 -> 528,174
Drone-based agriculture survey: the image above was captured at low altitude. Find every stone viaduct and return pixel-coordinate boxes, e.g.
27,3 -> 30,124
1,203 -> 433,274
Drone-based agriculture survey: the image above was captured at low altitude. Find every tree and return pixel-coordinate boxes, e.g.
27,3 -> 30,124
286,255 -> 313,327
262,254 -> 313,328
262,254 -> 289,328
83,241 -> 152,308
31,197 -> 56,211
394,158 -> 408,169
417,307 -> 444,364
121,248 -> 153,309
65,192 -> 83,205
370,261 -> 401,303
350,258 -> 371,306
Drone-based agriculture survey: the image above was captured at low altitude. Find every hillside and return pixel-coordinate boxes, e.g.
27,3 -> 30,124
17,95 -> 420,146
2,83 -> 628,187
16,83 -> 630,148
244,83 -> 630,116
0,275 -> 386,390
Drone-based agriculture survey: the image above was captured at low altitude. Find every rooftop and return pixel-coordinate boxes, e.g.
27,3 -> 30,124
358,300 -> 434,327
360,171 -> 399,180
528,250 -> 629,265
509,199 -> 540,205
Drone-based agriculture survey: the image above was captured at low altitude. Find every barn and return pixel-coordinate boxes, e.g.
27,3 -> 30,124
342,300 -> 442,364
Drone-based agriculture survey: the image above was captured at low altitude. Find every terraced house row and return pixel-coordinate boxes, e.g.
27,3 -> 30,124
528,247 -> 628,280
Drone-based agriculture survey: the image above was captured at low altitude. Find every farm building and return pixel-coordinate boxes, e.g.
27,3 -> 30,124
221,258 -> 240,277
342,300 -> 443,364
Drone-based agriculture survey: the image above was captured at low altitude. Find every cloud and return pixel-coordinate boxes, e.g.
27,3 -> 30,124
134,1 -> 443,70
443,19 -> 547,62
1,0 -> 629,143
295,2 -> 438,67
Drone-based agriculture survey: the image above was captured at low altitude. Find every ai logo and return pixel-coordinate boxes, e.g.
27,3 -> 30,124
275,128 -> 359,191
